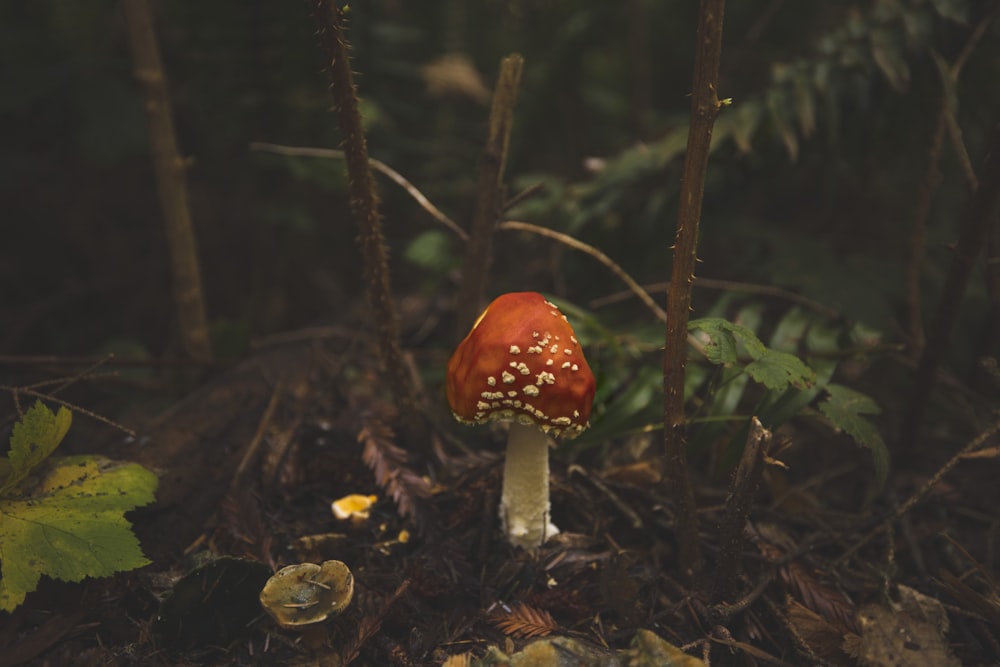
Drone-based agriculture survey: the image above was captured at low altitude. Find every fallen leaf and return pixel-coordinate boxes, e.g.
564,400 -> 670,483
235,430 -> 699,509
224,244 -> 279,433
843,586 -> 960,667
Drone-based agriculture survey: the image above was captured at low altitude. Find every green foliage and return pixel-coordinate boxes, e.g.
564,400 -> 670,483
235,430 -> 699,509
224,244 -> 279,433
404,230 -> 459,273
819,384 -> 891,488
685,311 -> 888,485
0,402 -> 158,613
757,235 -> 902,332
1,402 -> 71,494
560,0 -> 977,252
565,296 -> 890,490
724,0 -> 969,159
688,317 -> 816,391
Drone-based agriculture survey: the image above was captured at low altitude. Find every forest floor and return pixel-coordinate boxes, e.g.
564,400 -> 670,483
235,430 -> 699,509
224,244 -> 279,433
1,320 -> 999,667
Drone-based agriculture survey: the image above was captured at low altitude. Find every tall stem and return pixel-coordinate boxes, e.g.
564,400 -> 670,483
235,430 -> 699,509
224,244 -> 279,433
500,421 -> 556,550
905,7 -> 999,360
662,0 -> 727,577
310,2 -> 421,440
455,54 -> 525,335
124,0 -> 212,362
902,119 -> 1000,449
711,418 -> 770,603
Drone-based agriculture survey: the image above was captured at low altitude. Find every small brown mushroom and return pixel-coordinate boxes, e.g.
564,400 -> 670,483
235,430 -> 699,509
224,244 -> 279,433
258,560 -> 354,627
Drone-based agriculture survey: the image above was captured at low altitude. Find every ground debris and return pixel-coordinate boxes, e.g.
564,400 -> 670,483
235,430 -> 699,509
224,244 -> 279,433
453,629 -> 706,667
843,585 -> 960,667
785,597 -> 856,666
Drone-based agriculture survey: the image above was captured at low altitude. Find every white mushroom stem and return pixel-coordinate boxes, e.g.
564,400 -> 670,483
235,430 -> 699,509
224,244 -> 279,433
500,420 -> 560,550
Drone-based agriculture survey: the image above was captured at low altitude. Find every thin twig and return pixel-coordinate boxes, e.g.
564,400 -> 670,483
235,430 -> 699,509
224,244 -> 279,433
497,221 -> 708,357
902,119 -> 1000,449
253,140 -> 687,347
568,464 -> 643,529
944,102 -> 979,191
663,0 -> 727,578
591,277 -> 840,320
708,630 -> 797,667
0,354 -> 213,369
711,569 -> 775,621
501,182 -> 547,213
838,418 -> 1000,568
249,142 -> 468,241
0,386 -> 136,438
498,221 -> 667,321
17,372 -> 125,393
229,380 -> 284,492
904,5 -> 999,359
711,417 -> 771,604
22,354 -> 115,396
455,54 -> 524,335
905,116 -> 946,359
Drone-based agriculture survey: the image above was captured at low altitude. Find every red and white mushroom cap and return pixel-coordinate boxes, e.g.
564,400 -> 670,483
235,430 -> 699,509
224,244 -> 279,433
447,292 -> 596,439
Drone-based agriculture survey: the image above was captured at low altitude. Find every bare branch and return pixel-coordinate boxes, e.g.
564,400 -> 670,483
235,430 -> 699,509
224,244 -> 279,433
663,0 -> 728,577
250,142 -> 468,241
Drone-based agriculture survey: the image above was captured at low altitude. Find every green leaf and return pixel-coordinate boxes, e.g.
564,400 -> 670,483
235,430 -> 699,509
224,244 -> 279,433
745,349 -> 816,391
793,70 -> 817,138
729,99 -> 763,154
689,317 -> 763,365
575,365 -> 661,446
0,455 -> 158,612
870,28 -> 910,92
768,307 -> 811,352
766,85 -> 799,161
690,318 -> 814,391
818,384 -> 889,488
758,358 -> 836,428
928,0 -> 968,24
404,230 -> 456,272
2,402 -> 72,494
702,324 -> 739,365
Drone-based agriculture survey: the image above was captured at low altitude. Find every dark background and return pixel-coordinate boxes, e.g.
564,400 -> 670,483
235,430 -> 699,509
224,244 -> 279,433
4,0 -> 996,368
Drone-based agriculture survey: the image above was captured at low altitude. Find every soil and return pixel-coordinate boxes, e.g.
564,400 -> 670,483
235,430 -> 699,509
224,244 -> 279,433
1,323 -> 999,667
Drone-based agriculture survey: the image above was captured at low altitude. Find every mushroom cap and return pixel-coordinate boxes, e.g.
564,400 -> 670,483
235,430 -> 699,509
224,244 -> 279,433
446,292 -> 596,439
331,493 -> 378,523
258,560 -> 354,627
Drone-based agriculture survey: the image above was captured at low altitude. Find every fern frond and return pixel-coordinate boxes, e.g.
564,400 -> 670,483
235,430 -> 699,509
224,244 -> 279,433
489,602 -> 559,639
357,408 -> 430,522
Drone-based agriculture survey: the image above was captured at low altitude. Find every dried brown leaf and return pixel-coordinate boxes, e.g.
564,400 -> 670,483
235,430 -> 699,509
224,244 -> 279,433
938,570 -> 1000,628
489,602 -> 559,639
440,653 -> 472,667
219,488 -> 275,567
342,580 -> 411,665
780,561 -> 859,634
357,409 -> 431,521
844,587 -> 960,667
785,598 -> 856,666
421,53 -> 491,104
601,461 -> 662,486
752,524 -> 860,636
525,586 -> 590,621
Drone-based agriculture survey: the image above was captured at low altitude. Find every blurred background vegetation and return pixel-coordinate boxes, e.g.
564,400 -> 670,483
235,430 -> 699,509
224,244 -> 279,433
2,0 -> 997,438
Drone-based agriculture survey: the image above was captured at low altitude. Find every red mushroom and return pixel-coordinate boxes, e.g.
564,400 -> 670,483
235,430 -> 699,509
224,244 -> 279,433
446,292 -> 596,549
